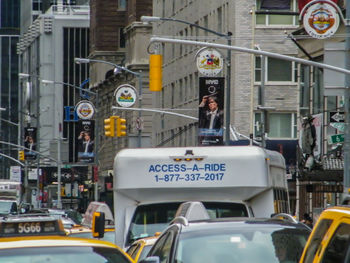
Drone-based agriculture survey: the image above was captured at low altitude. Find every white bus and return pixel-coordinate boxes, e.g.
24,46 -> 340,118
113,146 -> 289,249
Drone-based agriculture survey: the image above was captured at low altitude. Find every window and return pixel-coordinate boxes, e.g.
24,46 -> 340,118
254,113 -> 297,138
179,79 -> 183,103
217,7 -> 222,33
256,0 -> 298,26
255,56 -> 295,82
321,223 -> 350,263
119,28 -> 126,48
33,0 -> 42,11
203,16 -> 208,37
303,219 -> 333,263
118,0 -> 126,10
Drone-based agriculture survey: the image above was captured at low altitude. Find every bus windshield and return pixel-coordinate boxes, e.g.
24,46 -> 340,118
126,202 -> 249,246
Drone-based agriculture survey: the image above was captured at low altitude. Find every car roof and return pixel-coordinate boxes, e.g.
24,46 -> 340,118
0,236 -> 120,250
174,217 -> 311,234
322,205 -> 350,216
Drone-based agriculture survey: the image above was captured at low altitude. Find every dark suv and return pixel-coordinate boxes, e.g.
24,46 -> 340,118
141,202 -> 311,263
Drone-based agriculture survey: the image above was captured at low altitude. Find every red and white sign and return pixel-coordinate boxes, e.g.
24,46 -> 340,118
196,49 -> 224,77
75,100 -> 95,119
303,2 -> 340,39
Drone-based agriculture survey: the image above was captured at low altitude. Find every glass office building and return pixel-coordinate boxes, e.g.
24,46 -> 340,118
0,0 -> 20,179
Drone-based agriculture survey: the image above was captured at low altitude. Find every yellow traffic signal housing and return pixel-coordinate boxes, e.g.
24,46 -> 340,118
18,150 -> 25,161
116,118 -> 127,137
104,116 -> 118,137
149,54 -> 163,91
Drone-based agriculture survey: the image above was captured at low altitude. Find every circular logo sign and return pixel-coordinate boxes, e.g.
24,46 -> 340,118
196,49 -> 224,76
114,84 -> 137,108
303,2 -> 339,39
75,100 -> 95,120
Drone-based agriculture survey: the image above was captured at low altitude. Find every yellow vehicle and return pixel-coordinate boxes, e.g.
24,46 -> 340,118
0,214 -> 134,263
126,235 -> 159,262
299,206 -> 350,263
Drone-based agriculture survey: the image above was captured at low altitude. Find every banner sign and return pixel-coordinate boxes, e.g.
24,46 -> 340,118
75,100 -> 95,120
10,166 -> 21,182
75,120 -> 95,163
198,77 -> 224,146
114,84 -> 137,108
24,127 -> 37,160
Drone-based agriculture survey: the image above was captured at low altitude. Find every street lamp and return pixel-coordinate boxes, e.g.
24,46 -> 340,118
141,15 -> 232,145
41,79 -> 97,96
74,57 -> 144,148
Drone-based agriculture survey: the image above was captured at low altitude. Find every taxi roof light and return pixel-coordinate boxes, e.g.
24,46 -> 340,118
0,214 -> 66,237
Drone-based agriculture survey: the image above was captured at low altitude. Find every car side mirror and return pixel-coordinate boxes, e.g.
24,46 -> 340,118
92,211 -> 105,238
139,256 -> 160,263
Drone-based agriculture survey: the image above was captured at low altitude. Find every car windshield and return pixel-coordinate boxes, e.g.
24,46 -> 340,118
0,201 -> 13,214
0,246 -> 130,263
176,226 -> 310,263
127,202 -> 248,245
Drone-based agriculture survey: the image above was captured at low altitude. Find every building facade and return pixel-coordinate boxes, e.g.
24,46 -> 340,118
0,0 -> 20,179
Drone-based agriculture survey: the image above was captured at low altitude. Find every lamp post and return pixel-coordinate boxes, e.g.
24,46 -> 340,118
141,16 -> 232,145
18,73 -> 41,206
74,57 -> 143,148
344,0 -> 350,197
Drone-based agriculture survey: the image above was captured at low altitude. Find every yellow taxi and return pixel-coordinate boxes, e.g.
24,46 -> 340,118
0,214 -> 134,263
299,206 -> 350,263
126,235 -> 159,262
67,222 -> 116,244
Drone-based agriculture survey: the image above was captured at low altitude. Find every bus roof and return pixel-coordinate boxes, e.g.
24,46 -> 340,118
114,146 -> 286,202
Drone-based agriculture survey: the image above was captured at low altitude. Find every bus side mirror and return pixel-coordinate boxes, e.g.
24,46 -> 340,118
92,211 -> 105,238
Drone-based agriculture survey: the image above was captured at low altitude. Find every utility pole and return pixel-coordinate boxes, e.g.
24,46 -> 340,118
57,136 -> 62,209
344,0 -> 350,195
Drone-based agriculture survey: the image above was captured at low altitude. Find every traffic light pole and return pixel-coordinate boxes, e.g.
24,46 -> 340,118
141,16 -> 232,145
149,37 -> 350,75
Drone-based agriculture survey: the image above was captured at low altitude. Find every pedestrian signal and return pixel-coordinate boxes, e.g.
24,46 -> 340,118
104,116 -> 117,137
116,118 -> 127,137
18,150 -> 25,161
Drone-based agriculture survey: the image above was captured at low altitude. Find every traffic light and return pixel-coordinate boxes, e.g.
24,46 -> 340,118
149,54 -> 162,91
104,116 -> 117,137
18,150 -> 25,161
116,117 -> 127,137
